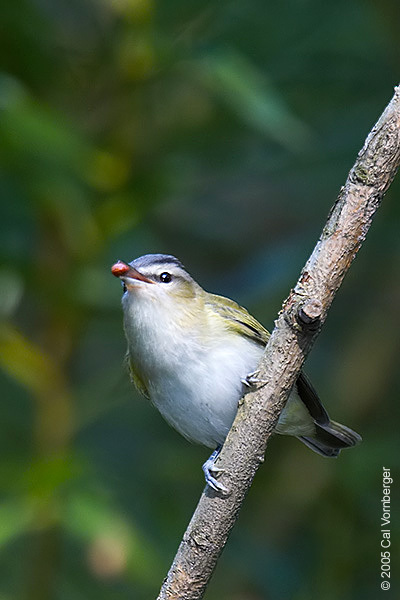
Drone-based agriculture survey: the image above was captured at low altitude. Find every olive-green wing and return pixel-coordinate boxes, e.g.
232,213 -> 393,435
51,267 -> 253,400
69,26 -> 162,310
207,294 -> 331,424
206,293 -> 270,347
125,352 -> 150,399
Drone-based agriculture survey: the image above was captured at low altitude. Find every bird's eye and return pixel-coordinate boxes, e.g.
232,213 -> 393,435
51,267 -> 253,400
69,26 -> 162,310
122,282 -> 127,293
159,272 -> 172,283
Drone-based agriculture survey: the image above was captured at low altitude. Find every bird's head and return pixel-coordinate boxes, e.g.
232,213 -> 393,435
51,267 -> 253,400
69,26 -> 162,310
111,254 -> 201,306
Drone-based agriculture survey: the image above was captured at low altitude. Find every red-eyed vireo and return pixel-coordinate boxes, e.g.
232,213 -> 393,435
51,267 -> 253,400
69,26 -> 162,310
112,254 -> 361,491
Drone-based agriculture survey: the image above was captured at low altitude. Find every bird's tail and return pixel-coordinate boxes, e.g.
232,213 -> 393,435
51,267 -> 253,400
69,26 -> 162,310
298,420 -> 362,457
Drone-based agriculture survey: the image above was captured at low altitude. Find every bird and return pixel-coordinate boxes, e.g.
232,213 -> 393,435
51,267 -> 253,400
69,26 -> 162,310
111,253 -> 361,491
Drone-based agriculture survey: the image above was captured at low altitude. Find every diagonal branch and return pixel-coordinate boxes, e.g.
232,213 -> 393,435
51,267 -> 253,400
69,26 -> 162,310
157,85 -> 400,600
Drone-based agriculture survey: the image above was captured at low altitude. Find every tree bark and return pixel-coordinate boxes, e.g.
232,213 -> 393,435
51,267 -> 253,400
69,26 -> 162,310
157,85 -> 400,600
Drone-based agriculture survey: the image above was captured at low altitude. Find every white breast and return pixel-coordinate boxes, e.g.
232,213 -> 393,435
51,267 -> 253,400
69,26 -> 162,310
123,291 -> 264,448
151,333 -> 264,448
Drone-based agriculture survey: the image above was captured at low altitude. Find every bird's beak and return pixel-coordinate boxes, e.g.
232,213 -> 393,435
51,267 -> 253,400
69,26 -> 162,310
111,261 -> 155,285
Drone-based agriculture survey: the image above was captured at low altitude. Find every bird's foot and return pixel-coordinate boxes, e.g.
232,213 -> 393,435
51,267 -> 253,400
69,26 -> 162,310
242,369 -> 268,389
202,446 -> 228,493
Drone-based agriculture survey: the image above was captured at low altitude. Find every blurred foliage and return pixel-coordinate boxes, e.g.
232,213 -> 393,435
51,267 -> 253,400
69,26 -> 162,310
0,0 -> 399,598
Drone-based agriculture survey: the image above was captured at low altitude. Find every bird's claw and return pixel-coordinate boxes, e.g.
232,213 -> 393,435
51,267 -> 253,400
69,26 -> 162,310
202,447 -> 228,493
242,369 -> 268,388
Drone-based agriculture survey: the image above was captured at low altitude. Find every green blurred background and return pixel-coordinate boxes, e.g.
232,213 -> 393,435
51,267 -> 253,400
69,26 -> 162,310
0,1 -> 399,599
